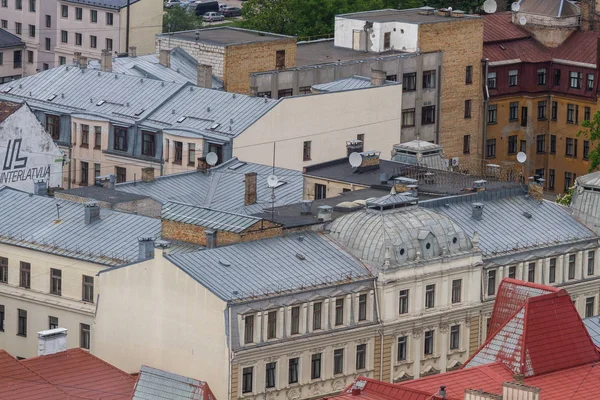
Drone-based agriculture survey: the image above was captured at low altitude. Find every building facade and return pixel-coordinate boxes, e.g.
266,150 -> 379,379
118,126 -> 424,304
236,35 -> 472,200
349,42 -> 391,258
0,28 -> 25,83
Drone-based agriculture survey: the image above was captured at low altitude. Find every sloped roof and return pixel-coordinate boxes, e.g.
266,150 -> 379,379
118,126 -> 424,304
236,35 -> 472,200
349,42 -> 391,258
483,12 -> 531,43
0,350 -> 66,399
330,377 -> 435,400
484,38 -> 550,64
132,365 -> 215,400
0,27 -> 24,49
519,0 -> 580,17
162,201 -> 264,233
553,31 -> 599,66
0,100 -> 22,123
583,315 -> 600,347
312,76 -> 399,93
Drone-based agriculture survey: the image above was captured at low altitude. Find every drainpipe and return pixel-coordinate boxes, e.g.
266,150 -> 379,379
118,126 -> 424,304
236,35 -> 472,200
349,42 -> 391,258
483,58 -> 489,171
228,304 -> 233,400
546,61 -> 552,188
126,0 -> 131,53
67,147 -> 72,190
373,278 -> 384,381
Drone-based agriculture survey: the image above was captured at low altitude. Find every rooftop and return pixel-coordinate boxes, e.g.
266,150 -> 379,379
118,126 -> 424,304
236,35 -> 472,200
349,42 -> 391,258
519,0 -> 580,17
583,315 -> 600,347
132,365 -> 215,400
0,186 -> 161,266
295,39 -> 405,67
158,27 -> 294,47
165,231 -> 372,301
312,76 -> 399,92
337,8 -> 479,24
59,186 -> 151,204
63,0 -> 140,9
0,28 -> 24,49
483,12 -> 531,43
0,100 -> 22,123
162,201 -> 265,233
117,158 -> 303,215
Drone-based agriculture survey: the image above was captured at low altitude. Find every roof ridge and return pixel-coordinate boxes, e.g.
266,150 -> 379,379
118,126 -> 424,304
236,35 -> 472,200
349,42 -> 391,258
163,201 -> 263,220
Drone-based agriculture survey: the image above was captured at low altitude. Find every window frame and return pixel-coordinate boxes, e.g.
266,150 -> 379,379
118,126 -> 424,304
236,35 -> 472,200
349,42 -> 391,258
244,314 -> 254,344
537,68 -> 546,85
549,258 -> 556,283
487,71 -> 496,89
508,69 -> 518,86
402,108 -> 415,127
311,353 -> 321,380
358,293 -> 367,321
487,270 -> 496,296
242,367 -> 253,393
80,323 -> 90,349
335,298 -> 344,326
465,65 -> 473,84
486,139 -> 496,158
451,279 -> 462,304
397,335 -> 407,361
399,289 -> 409,314
586,297 -> 595,318
588,251 -> 595,276
312,302 -> 322,330
82,275 -> 94,303
19,261 -> 30,289
141,131 -> 156,157
424,330 -> 434,355
288,358 -> 299,384
422,105 -> 435,125
402,73 -> 416,91
568,254 -> 576,280
303,141 -> 311,161
464,99 -> 471,119
449,325 -> 460,350
356,344 -> 366,370
265,362 -> 276,388
487,104 -> 497,124
425,284 -> 435,309
17,309 -> 27,337
333,348 -> 344,375
0,257 -> 8,284
290,306 -> 300,335
423,70 -> 436,89
50,268 -> 62,295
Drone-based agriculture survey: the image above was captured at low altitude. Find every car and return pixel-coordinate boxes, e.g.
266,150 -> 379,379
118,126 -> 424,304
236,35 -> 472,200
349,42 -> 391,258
165,0 -> 180,8
218,4 -> 228,11
203,11 -> 225,22
222,6 -> 241,17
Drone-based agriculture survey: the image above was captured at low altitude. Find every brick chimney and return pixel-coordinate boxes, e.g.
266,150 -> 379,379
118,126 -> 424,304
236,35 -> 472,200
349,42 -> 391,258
159,49 -> 171,68
528,177 -> 544,202
371,68 -> 386,86
129,46 -> 137,57
101,49 -> 112,72
141,167 -> 155,183
197,64 -> 213,88
244,172 -> 257,205
73,52 -> 82,66
84,202 -> 101,225
205,229 -> 217,249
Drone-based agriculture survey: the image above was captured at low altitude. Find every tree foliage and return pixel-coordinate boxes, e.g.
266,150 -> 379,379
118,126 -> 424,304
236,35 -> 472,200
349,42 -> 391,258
579,109 -> 600,172
556,186 -> 574,205
163,7 -> 203,33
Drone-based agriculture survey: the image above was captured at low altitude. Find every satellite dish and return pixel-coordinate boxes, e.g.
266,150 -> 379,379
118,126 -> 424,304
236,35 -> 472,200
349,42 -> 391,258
519,16 -> 527,25
511,2 -> 520,11
267,174 -> 279,188
349,152 -> 362,168
206,152 -> 218,166
516,152 -> 527,164
483,0 -> 497,13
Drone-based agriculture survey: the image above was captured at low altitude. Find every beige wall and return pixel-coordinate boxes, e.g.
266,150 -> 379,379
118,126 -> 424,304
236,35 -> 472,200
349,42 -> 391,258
162,133 -> 205,176
94,251 -> 230,400
0,45 -> 25,81
125,0 -> 162,55
303,176 -> 369,200
234,85 -> 402,171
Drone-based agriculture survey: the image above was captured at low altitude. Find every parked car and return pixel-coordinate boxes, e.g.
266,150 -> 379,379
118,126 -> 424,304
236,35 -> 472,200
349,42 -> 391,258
219,4 -> 228,11
194,1 -> 219,16
165,0 -> 180,8
203,11 -> 225,22
221,6 -> 242,17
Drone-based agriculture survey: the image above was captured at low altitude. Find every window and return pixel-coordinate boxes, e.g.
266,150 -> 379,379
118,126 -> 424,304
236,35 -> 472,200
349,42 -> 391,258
399,289 -> 409,314
422,106 -> 435,125
0,257 -> 6,283
27,50 -> 33,64
277,88 -> 293,98
465,65 -> 472,84
61,4 -> 68,17
588,74 -> 595,91
554,69 -> 561,86
463,135 -> 470,154
299,86 -> 311,94
487,104 -> 497,124
584,140 -> 590,160
549,258 -> 556,283
288,358 -> 299,384
94,163 -> 100,179
586,297 -> 595,318
116,167 -> 126,183
59,56 -> 66,65
48,116 -> 61,140
80,124 -> 89,146
356,344 -> 366,370
486,139 -> 496,158
81,161 -> 88,185
75,7 -> 82,19
508,266 -> 516,279
106,12 -> 113,25
487,71 -> 496,89
19,262 -> 30,288
45,15 -> 51,27
487,270 -> 496,296
80,323 -> 90,349
509,69 -> 518,86
94,126 -> 101,149
570,71 -> 582,88
50,268 -> 61,295
333,349 -> 344,374
313,302 -> 322,330
519,139 -> 527,152
335,298 -> 344,326
402,73 -> 416,91
402,109 -> 415,127
568,254 -> 576,280
82,275 -> 94,302
536,135 -> 545,153
45,37 -> 50,50
106,38 -> 113,51
276,50 -> 285,69
185,143 -> 195,165
464,99 -> 471,119
174,141 -> 183,163
244,315 -> 254,344
242,367 -> 253,393
75,33 -> 82,46
423,70 -> 436,89
551,135 -> 556,154
17,309 -> 27,336
508,135 -> 517,155
0,305 -> 4,331
588,251 -> 595,275
141,131 -> 155,157
311,353 -> 321,379
565,172 -> 573,192
528,263 -> 536,282
91,9 -> 97,22
425,284 -> 435,309
451,279 -> 462,304
1,0 -> 5,6
15,0 -> 21,9
267,310 -> 277,339
566,138 -> 574,156
386,74 -> 397,82
383,32 -> 391,49
1,20 -> 6,28
509,102 -> 519,121
28,24 -> 35,38
257,91 -> 271,98
15,22 -> 22,35
358,293 -> 367,321
291,306 -> 300,335
424,330 -> 434,355
397,336 -> 407,361
538,101 -> 547,120
450,325 -> 460,350
567,104 -> 575,123
265,362 -> 276,388
535,168 -> 544,180
537,68 -> 546,85
585,106 -> 591,122
303,141 -> 311,161
576,105 -> 580,124
521,106 -> 528,127
61,30 -> 68,43
314,183 -> 326,200
357,134 -> 365,148
90,35 -> 97,48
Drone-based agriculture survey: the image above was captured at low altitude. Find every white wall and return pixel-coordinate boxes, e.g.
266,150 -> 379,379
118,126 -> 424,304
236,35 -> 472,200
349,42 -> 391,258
334,16 -> 419,53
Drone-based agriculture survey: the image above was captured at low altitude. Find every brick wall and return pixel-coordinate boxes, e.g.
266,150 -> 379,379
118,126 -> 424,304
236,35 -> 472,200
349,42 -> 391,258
418,18 -> 484,163
156,37 -> 226,78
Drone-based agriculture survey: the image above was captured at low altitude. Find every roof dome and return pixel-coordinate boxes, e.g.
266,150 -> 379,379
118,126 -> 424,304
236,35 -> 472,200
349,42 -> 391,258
328,207 -> 472,267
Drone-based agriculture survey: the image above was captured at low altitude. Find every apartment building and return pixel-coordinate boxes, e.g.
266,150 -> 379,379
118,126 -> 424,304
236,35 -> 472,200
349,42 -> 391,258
0,28 -> 25,83
0,0 -> 161,74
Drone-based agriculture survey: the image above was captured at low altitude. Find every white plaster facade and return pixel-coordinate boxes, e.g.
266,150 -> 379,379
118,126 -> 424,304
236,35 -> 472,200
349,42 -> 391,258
334,14 -> 419,53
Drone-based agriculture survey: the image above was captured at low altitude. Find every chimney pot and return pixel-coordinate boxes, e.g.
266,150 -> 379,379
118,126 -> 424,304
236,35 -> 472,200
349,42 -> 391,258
244,172 -> 257,206
300,200 -> 313,215
138,237 -> 155,260
101,49 -> 112,72
84,201 -> 101,225
513,373 -> 525,385
141,167 -> 155,183
346,139 -> 364,156
197,64 -> 213,89
438,385 -> 447,398
318,205 -> 333,222
473,179 -> 487,192
371,68 -> 386,86
33,180 -> 48,196
528,180 -> 543,202
472,202 -> 484,220
250,86 -> 258,97
159,49 -> 171,68
129,46 -> 137,57
79,56 -> 88,68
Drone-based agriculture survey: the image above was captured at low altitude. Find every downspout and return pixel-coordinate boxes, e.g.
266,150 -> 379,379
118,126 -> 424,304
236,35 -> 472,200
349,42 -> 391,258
373,278 -> 384,381
228,304 -> 233,400
546,61 -> 552,186
126,0 -> 131,53
483,59 -> 489,168
67,146 -> 72,190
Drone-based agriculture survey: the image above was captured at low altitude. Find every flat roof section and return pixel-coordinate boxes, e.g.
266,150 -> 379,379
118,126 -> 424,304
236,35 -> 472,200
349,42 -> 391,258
296,40 -> 405,67
338,8 -> 480,24
161,27 -> 294,47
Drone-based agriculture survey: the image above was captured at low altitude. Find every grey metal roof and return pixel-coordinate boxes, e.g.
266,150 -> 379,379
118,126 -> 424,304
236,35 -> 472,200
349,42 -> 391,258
519,0 -> 580,17
0,187 -> 161,265
0,28 -> 24,49
158,27 -> 293,47
366,193 -> 417,207
583,316 -> 600,347
132,365 -> 207,400
338,8 -> 480,24
117,158 -> 303,214
59,186 -> 150,204
162,202 -> 262,233
63,0 -> 140,10
166,232 -> 372,301
422,188 -> 596,257
576,171 -> 600,187
311,76 -> 398,93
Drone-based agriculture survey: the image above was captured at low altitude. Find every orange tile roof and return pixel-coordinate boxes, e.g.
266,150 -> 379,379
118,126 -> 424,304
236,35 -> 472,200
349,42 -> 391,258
0,350 -> 66,400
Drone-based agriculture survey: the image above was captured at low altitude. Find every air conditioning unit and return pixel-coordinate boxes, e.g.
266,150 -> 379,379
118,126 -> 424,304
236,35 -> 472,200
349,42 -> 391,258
451,157 -> 459,167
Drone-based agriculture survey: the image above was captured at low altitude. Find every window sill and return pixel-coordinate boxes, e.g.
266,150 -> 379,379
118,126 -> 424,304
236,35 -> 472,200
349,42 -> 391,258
303,158 -> 311,162
80,144 -> 89,148
509,119 -> 518,122
538,118 -> 547,121
188,162 -> 195,167
17,334 -> 26,338
448,348 -> 466,356
486,156 -> 496,159
464,116 -> 471,119
463,151 -> 470,155
422,354 -> 437,361
487,122 -> 498,125
173,161 -> 182,165
94,146 -> 101,150
403,125 -> 415,128
422,122 -> 435,126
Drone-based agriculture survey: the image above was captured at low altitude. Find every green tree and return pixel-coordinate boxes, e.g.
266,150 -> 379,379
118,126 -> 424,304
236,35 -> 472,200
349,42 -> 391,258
241,0 -> 295,36
163,7 -> 203,33
556,186 -> 574,205
579,110 -> 600,172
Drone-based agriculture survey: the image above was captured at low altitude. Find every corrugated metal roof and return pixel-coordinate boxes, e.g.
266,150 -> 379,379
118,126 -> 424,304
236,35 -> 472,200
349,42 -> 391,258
162,202 -> 262,233
63,0 -> 140,9
366,193 -> 417,207
553,31 -> 599,66
166,232 -> 372,301
484,38 -> 550,63
483,12 -> 531,43
117,158 -> 303,215
0,27 -> 24,49
132,365 -> 211,400
0,186 -> 161,265
312,76 -> 398,93
519,0 -> 580,17
583,316 -> 600,347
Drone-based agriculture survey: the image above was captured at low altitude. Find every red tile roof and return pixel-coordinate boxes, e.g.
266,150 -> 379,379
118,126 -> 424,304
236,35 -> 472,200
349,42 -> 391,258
0,350 -> 66,400
0,101 -> 22,123
553,31 -> 599,65
484,39 -> 550,63
525,362 -> 600,399
483,12 -> 531,43
326,377 -> 437,400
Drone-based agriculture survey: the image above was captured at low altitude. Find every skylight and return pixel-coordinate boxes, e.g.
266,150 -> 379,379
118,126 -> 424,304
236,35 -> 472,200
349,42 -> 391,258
96,100 -> 105,106
47,95 -> 57,101
209,122 -> 220,130
228,162 -> 246,170
177,116 -> 187,123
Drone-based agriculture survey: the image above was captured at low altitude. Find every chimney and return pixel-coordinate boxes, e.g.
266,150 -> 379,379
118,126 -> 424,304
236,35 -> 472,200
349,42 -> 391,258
33,180 -> 48,196
351,388 -> 361,396
84,201 -> 100,225
73,52 -> 82,66
101,49 -> 112,72
244,172 -> 257,206
472,202 -> 484,220
371,68 -> 386,86
346,139 -> 364,156
394,176 -> 418,193
141,167 -> 155,183
317,205 -> 333,222
406,184 -> 418,197
197,64 -> 213,89
250,86 -> 258,97
438,386 -> 447,398
528,177 -> 544,202
197,157 -> 210,172
205,229 -> 217,249
513,373 -> 525,385
79,56 -> 88,68
503,381 -> 540,400
159,49 -> 171,68
300,200 -> 312,215
37,328 -> 68,356
129,46 -> 137,57
138,237 -> 155,260
473,179 -> 487,192
358,151 -> 381,169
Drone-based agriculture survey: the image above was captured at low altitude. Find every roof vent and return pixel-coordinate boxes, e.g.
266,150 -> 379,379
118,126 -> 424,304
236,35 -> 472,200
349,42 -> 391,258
298,236 -> 304,242
472,202 -> 484,220
218,259 -> 231,267
300,200 -> 312,215
207,107 -> 211,112
523,211 -> 532,219
172,109 -> 175,114
318,205 -> 333,222
96,100 -> 105,106
295,253 -> 306,260
47,94 -> 57,101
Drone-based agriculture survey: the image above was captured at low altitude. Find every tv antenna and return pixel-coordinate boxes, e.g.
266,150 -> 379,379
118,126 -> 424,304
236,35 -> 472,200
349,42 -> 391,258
511,2 -> 520,11
519,16 -> 527,25
483,0 -> 498,13
349,152 -> 362,168
516,152 -> 527,164
206,152 -> 218,166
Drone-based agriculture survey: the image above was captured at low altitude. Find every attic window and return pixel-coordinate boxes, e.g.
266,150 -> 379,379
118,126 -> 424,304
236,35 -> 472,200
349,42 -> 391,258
228,162 -> 246,170
399,248 -> 405,256
3,87 -> 12,93
426,243 -> 431,250
176,116 -> 187,123
96,100 -> 105,106
47,94 -> 57,101
134,109 -> 145,116
209,122 -> 220,130
452,237 -> 458,244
